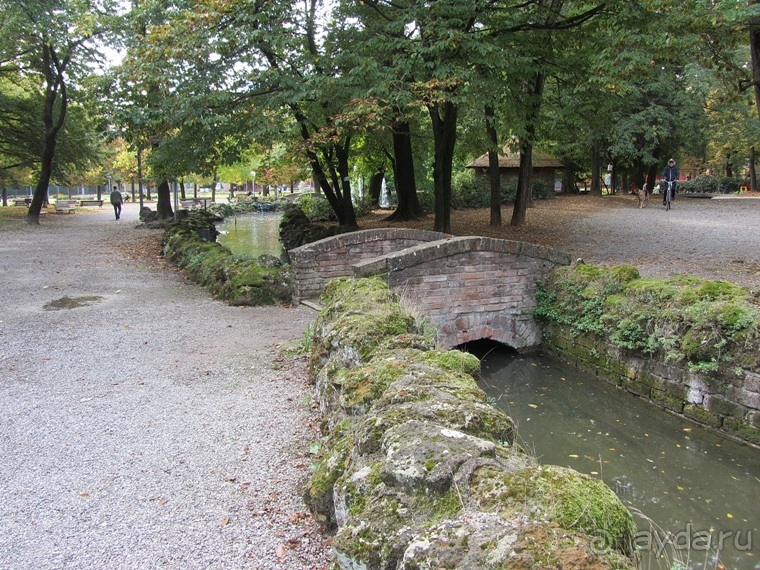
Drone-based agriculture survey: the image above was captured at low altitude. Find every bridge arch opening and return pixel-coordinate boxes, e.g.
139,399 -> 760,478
455,338 -> 519,360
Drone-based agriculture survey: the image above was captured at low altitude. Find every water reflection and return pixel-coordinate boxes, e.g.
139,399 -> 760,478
477,349 -> 760,570
217,212 -> 284,258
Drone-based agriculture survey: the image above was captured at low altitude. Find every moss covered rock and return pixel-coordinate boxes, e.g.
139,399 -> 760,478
380,420 -> 497,493
471,464 -> 636,556
311,278 -> 417,372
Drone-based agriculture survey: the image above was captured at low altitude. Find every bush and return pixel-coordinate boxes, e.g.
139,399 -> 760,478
449,170 -> 555,210
417,188 -> 434,213
353,191 -> 377,218
299,193 -> 336,221
451,169 -> 489,209
718,176 -> 739,194
680,174 -> 718,194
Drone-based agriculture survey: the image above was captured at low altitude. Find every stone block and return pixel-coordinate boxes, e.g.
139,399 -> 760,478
722,417 -> 760,445
650,389 -> 685,412
704,395 -> 745,418
726,385 -> 760,411
744,371 -> 760,393
625,377 -> 652,398
683,404 -> 723,428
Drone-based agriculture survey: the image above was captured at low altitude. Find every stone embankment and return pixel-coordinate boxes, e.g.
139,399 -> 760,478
303,277 -> 637,569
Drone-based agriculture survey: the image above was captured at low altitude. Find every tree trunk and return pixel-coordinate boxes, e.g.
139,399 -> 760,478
590,141 -> 602,196
27,129 -> 57,224
725,152 -> 732,178
369,171 -> 384,208
750,146 -> 757,192
180,180 -> 186,200
750,0 -> 760,118
511,146 -> 533,227
429,102 -> 458,234
485,106 -> 501,227
27,44 -> 69,225
156,180 -> 173,219
386,120 -> 422,221
511,72 -> 546,226
335,142 -> 358,227
644,148 -> 662,193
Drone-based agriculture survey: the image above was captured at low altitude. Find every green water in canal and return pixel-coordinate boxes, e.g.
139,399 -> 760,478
217,212 -> 284,258
477,349 -> 759,570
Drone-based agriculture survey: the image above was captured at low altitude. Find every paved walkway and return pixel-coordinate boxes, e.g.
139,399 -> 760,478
0,203 -> 330,569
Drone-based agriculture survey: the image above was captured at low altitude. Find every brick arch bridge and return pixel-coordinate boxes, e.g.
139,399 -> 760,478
289,229 -> 570,350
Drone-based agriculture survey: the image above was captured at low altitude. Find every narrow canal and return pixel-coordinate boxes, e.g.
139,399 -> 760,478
475,346 -> 759,570
216,212 -> 284,258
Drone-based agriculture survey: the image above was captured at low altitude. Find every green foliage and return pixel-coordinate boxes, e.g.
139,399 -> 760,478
536,263 -> 760,373
679,174 -> 718,194
451,169 -> 489,209
299,194 -> 336,222
352,190 -> 377,218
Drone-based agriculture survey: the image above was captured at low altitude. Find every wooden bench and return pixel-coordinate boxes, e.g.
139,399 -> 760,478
180,198 -> 207,209
54,200 -> 77,213
79,199 -> 103,208
13,199 -> 30,206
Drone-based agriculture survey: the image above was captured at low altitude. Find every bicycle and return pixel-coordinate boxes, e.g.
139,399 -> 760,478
664,180 -> 674,211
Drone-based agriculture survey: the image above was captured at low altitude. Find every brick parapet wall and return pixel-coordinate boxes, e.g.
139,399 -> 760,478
356,237 -> 571,350
288,228 -> 449,301
544,324 -> 760,446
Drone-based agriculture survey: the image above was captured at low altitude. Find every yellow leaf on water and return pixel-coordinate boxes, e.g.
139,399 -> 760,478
677,486 -> 684,491
683,427 -> 692,432
568,454 -> 579,458
528,403 -> 539,409
727,513 -> 734,519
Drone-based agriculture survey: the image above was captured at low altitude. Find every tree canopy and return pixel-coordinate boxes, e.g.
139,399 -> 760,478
1,0 -> 759,227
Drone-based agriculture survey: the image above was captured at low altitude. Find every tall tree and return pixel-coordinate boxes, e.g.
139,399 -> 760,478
0,0 -> 118,224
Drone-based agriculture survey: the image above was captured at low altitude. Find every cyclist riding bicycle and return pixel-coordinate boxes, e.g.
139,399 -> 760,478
661,158 -> 680,205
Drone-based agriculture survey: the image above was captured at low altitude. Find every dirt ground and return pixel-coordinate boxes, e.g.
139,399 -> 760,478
359,193 -> 760,291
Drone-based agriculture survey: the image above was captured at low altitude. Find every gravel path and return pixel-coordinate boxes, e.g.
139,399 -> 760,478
362,193 -> 760,291
553,195 -> 760,290
0,204 -> 331,569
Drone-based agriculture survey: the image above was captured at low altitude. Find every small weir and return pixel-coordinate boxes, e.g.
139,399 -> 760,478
473,344 -> 759,570
216,212 -> 284,258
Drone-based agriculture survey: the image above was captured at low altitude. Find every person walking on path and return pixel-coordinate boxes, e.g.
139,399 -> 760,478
109,186 -> 123,220
661,158 -> 680,205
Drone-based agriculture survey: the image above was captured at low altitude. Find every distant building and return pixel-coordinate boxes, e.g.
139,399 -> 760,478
466,147 -> 564,190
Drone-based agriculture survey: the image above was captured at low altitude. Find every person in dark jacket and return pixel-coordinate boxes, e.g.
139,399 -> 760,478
110,186 -> 123,220
661,158 -> 680,205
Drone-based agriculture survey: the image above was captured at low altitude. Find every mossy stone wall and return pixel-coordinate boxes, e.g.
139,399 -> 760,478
544,324 -> 760,445
306,277 -> 637,569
